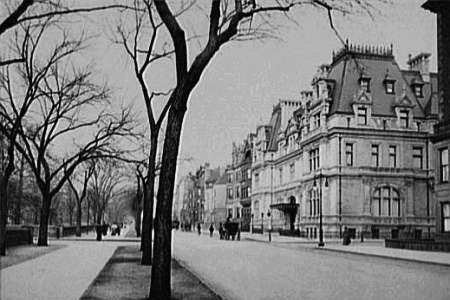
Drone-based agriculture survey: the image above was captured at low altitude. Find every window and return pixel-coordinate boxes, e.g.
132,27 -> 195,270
372,186 -> 401,217
309,189 -> 319,216
235,186 -> 240,198
371,145 -> 379,167
228,173 -> 233,183
228,208 -> 233,218
345,143 -> 354,166
279,167 -> 283,184
360,78 -> 371,92
309,148 -> 320,171
314,113 -> 321,128
236,207 -> 240,219
247,169 -> 251,179
389,145 -> 397,168
227,188 -> 233,199
385,81 -> 395,94
399,110 -> 409,128
440,148 -> 449,183
414,85 -> 423,97
357,107 -> 367,125
309,190 -> 313,216
442,203 -> 450,232
254,173 -> 259,188
413,147 -> 423,169
290,163 -> 295,180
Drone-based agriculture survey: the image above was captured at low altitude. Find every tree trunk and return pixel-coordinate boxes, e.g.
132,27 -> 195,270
86,200 -> 90,226
141,133 -> 157,265
37,191 -> 52,246
150,104 -> 186,299
0,177 -> 9,256
76,200 -> 82,237
14,155 -> 24,224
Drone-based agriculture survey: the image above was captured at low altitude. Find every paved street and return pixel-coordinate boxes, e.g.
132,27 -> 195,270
173,231 -> 450,300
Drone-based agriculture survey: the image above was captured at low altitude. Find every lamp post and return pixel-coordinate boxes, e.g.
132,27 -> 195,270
261,212 -> 264,234
268,209 -> 272,242
313,171 -> 328,247
251,213 -> 254,234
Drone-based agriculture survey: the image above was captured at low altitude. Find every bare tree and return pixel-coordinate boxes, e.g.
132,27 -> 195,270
115,0 -> 177,265
67,162 -> 94,236
0,21 -> 135,246
88,158 -> 126,232
144,0 -> 384,297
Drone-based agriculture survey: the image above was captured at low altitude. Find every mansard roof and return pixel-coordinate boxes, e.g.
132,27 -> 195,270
328,44 -> 428,118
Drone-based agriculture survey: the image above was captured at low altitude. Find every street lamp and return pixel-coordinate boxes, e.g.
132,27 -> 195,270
261,212 -> 264,234
313,171 -> 328,247
251,213 -> 254,234
267,209 -> 272,242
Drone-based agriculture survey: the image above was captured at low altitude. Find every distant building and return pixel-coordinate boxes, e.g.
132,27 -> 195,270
226,136 -> 254,231
251,43 -> 438,239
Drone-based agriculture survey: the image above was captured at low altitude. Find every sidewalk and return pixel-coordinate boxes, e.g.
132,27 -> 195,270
242,232 -> 450,267
1,240 -> 135,300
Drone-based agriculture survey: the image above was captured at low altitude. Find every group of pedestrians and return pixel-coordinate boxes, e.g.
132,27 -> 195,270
196,223 -> 227,239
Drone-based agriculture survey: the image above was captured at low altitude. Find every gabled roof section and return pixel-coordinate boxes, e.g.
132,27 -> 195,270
328,43 -> 426,118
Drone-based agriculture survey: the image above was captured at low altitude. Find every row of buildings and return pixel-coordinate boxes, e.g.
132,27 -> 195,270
173,2 -> 450,240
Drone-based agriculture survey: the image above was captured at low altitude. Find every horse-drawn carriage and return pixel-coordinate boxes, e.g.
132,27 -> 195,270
220,220 -> 240,240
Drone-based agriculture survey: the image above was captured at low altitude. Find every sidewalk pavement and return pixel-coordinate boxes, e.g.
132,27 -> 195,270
1,239 -> 138,300
241,232 -> 450,267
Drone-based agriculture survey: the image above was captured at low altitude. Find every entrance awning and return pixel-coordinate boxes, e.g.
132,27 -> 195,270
270,203 -> 299,212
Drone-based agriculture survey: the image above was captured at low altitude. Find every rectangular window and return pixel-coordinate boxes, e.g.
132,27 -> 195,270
309,148 -> 320,171
399,110 -> 409,128
389,145 -> 397,168
373,189 -> 381,216
386,81 -> 395,94
254,173 -> 259,188
290,163 -> 295,180
357,107 -> 367,125
360,78 -> 370,92
247,169 -> 251,180
279,167 -> 283,184
382,187 -> 391,216
227,188 -> 233,199
371,145 -> 379,167
345,143 -> 354,166
414,85 -> 423,97
235,186 -> 240,198
440,148 -> 449,183
443,203 -> 450,232
413,147 -> 423,169
228,208 -> 233,218
314,114 -> 321,128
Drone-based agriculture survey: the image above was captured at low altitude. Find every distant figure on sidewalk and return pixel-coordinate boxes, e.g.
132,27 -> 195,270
209,224 -> 214,237
343,226 -> 351,245
219,223 -> 224,240
197,223 -> 201,236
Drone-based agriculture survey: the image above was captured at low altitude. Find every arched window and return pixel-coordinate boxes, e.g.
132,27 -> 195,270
372,186 -> 401,217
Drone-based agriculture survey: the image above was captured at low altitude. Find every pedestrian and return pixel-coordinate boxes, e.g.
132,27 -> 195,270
197,223 -> 201,236
209,224 -> 214,237
219,223 -> 224,240
343,226 -> 351,245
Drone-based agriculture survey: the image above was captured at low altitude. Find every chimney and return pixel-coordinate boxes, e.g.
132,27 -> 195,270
407,53 -> 431,82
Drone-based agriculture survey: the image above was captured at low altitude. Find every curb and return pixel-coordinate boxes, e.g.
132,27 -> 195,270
316,247 -> 450,268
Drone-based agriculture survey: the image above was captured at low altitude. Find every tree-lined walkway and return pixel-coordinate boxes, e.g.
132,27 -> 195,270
1,240 -> 137,300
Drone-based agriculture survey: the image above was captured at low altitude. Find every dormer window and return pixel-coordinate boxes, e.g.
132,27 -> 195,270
414,85 -> 423,98
385,81 -> 395,94
399,109 -> 409,128
359,77 -> 371,93
357,107 -> 367,125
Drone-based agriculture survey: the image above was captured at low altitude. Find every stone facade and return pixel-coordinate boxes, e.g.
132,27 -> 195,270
251,43 -> 438,239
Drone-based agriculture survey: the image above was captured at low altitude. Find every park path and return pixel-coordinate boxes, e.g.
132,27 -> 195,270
1,240 -> 136,300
